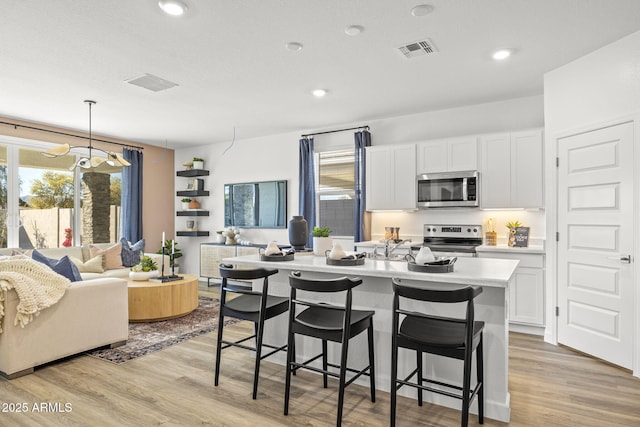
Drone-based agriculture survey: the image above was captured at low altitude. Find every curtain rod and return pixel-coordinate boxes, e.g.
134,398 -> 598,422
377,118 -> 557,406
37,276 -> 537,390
301,125 -> 369,138
0,120 -> 145,150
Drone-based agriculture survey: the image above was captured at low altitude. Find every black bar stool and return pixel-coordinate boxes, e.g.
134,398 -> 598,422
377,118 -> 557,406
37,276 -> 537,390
214,265 -> 289,399
390,278 -> 484,427
284,271 -> 376,427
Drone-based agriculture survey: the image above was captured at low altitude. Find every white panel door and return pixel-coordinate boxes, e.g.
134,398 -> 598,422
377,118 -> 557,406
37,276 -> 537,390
557,122 -> 634,369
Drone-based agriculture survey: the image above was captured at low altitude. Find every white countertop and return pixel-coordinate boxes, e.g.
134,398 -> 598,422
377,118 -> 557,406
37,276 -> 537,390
476,244 -> 545,254
223,254 -> 519,288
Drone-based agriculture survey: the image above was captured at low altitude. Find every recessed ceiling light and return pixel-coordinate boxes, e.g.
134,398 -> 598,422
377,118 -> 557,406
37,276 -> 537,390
345,25 -> 364,36
411,4 -> 435,17
285,42 -> 304,52
312,89 -> 327,97
158,0 -> 188,16
492,49 -> 513,60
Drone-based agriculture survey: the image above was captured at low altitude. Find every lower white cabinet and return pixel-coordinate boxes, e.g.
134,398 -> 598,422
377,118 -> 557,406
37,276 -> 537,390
200,244 -> 259,285
478,251 -> 545,334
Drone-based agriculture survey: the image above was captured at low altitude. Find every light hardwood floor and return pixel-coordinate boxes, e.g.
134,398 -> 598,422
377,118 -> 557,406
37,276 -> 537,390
1,285 -> 639,426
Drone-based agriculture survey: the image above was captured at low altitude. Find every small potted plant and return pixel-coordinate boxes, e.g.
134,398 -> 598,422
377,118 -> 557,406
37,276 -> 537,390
192,157 -> 204,170
311,226 -> 332,256
181,198 -> 191,210
129,255 -> 159,281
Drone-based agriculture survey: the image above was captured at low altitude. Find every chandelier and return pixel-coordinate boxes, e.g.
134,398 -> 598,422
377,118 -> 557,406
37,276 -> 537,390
41,100 -> 131,169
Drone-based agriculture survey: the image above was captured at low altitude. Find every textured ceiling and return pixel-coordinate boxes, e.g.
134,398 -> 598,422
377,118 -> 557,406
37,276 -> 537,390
2,0 -> 640,148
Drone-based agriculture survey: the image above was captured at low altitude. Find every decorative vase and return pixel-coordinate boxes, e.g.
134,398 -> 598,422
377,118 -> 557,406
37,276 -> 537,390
288,216 -> 308,250
216,233 -> 226,244
193,160 -> 204,169
189,199 -> 200,209
129,270 -> 159,281
507,228 -> 516,247
313,236 -> 333,256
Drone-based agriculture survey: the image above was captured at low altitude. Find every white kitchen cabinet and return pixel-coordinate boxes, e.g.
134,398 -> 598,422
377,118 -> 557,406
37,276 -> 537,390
480,129 -> 543,209
416,136 -> 478,174
366,144 -> 416,210
478,251 -> 545,335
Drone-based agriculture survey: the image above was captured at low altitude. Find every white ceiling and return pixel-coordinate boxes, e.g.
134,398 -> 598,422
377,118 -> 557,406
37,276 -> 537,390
2,0 -> 640,149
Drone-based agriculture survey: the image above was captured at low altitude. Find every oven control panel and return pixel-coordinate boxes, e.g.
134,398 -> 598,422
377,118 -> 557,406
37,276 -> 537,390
423,224 -> 482,238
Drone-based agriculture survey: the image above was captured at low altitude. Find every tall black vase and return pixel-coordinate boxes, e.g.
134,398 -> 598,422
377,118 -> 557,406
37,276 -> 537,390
288,216 -> 308,250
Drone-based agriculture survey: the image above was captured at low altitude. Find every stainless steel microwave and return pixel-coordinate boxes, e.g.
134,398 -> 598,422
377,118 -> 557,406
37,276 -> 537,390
416,170 -> 479,208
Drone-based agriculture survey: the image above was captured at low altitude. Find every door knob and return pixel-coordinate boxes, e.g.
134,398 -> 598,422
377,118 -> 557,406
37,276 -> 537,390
608,254 -> 632,263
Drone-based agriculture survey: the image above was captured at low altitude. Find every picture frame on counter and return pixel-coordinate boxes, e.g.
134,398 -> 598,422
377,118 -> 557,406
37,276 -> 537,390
514,227 -> 530,247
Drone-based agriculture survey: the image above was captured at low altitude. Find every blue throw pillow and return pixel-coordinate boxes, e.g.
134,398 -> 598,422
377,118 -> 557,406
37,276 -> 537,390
32,250 -> 83,282
120,237 -> 145,267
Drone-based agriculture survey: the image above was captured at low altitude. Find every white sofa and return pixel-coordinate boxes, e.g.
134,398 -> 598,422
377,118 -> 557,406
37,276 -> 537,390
0,277 -> 128,379
0,243 -> 170,280
0,243 -> 169,379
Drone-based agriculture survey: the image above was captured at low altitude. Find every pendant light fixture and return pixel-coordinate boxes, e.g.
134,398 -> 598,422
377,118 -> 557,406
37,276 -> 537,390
41,100 -> 131,169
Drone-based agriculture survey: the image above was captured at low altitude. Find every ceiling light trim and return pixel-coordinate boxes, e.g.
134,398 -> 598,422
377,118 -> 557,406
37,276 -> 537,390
158,0 -> 188,16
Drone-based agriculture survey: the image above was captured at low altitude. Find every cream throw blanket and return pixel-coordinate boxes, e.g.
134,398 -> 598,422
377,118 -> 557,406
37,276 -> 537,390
0,255 -> 70,332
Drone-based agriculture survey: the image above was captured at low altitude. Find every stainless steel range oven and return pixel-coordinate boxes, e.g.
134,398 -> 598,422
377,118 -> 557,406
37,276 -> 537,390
411,224 -> 483,257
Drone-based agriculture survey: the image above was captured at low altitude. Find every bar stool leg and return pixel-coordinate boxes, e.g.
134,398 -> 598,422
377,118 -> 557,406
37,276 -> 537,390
322,339 -> 328,388
367,323 -> 376,402
252,319 -> 265,400
390,328 -> 398,427
283,329 -> 294,415
477,335 -> 484,424
336,337 -> 350,427
417,350 -> 423,406
461,349 -> 472,427
214,309 -> 225,386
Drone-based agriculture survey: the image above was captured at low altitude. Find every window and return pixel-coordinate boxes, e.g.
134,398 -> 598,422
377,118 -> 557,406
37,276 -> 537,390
316,149 -> 355,237
1,140 -> 123,248
0,145 -> 7,248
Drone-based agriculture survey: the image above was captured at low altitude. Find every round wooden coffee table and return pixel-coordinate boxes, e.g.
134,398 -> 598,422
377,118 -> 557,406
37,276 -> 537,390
127,274 -> 199,322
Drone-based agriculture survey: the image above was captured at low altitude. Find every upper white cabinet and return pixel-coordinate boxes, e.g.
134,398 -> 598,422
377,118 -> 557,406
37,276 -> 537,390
366,144 -> 416,210
480,129 -> 544,209
416,136 -> 478,174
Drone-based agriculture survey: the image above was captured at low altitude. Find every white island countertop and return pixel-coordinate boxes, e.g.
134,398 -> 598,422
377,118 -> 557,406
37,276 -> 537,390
223,254 -> 519,288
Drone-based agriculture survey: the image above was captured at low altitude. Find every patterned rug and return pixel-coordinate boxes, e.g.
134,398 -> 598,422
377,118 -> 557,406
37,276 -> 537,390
87,296 -> 238,364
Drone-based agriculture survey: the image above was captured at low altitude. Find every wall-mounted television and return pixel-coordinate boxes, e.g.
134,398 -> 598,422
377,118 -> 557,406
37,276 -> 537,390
224,180 -> 287,228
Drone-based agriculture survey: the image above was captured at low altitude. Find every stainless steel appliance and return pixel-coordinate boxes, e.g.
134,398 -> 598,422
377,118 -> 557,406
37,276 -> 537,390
411,224 -> 483,257
416,170 -> 479,208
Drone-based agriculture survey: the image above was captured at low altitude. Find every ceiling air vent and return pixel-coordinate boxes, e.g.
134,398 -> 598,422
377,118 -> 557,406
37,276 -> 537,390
397,38 -> 438,59
126,73 -> 179,92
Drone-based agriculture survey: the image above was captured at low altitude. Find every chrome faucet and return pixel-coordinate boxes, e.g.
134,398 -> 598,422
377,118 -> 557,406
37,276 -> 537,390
384,239 -> 411,259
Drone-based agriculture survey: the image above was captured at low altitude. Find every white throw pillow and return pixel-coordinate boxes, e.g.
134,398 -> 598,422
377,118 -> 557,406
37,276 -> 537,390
70,255 -> 105,273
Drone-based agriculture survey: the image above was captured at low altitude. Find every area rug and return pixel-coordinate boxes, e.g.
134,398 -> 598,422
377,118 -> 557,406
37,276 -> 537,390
87,296 -> 238,364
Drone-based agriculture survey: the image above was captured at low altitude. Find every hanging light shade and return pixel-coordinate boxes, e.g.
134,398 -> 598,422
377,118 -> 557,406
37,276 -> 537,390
40,100 -> 131,169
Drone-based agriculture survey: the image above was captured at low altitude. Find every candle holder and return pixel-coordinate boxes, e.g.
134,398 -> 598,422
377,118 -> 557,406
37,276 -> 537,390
154,246 -> 181,282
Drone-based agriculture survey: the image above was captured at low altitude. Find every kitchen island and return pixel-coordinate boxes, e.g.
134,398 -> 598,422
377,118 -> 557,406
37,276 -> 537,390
222,254 -> 518,422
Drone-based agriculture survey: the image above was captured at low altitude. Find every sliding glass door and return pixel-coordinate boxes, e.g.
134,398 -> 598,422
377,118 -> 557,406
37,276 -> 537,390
1,138 -> 123,249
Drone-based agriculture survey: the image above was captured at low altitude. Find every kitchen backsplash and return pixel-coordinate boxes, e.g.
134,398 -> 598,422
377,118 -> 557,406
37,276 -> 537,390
370,209 -> 546,242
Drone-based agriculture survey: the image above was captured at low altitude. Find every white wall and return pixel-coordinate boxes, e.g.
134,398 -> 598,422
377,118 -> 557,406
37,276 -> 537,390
176,94 -> 545,275
543,29 -> 640,364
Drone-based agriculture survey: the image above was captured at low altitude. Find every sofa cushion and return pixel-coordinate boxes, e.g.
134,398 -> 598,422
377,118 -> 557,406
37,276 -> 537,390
120,237 -> 145,267
70,255 -> 104,273
11,248 -> 33,257
32,250 -> 83,282
89,243 -> 123,270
